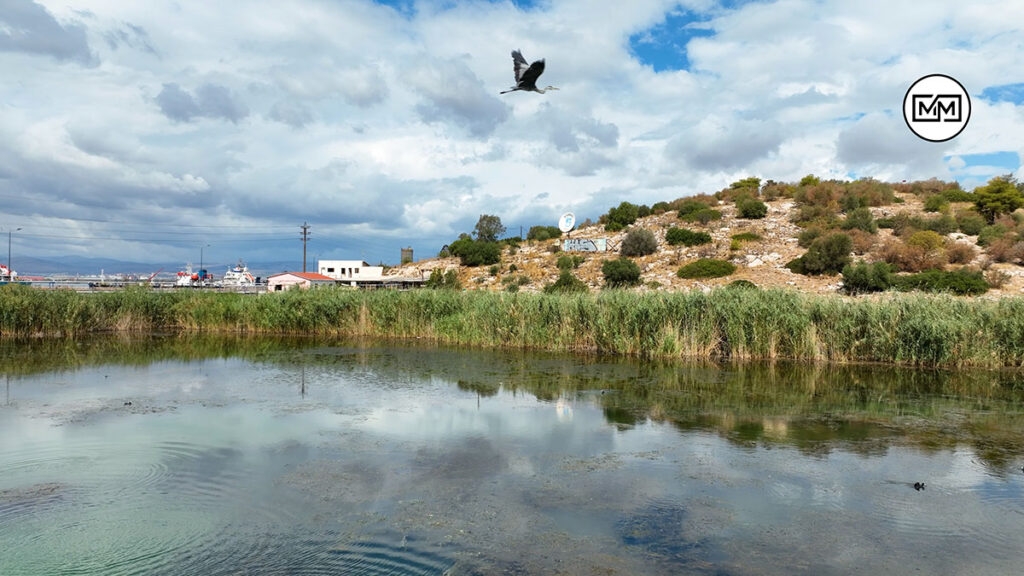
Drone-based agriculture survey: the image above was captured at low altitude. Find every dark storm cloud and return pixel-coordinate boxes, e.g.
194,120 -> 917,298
409,58 -> 509,138
156,82 -> 249,124
0,134 -> 216,237
835,113 -> 950,172
223,160 -> 479,231
104,22 -> 156,54
268,99 -> 314,128
522,104 -> 619,175
540,106 -> 619,153
665,117 -> 783,171
0,0 -> 96,65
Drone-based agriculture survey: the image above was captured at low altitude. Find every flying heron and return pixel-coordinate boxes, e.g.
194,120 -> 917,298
500,49 -> 559,94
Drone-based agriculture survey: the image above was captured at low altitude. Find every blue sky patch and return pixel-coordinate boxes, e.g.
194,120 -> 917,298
372,0 -> 541,16
950,151 -> 1020,171
979,83 -> 1024,105
946,151 -> 1020,190
629,10 -> 715,72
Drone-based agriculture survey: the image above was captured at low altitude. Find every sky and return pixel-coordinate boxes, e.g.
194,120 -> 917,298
2,0 -> 1024,268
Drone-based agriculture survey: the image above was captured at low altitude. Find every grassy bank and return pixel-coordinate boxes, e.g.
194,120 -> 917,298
2,284 -> 1024,367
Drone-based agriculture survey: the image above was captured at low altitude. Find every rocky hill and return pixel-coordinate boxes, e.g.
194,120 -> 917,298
391,188 -> 1024,297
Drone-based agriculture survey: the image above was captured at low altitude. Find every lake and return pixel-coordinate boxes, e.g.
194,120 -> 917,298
1,336 -> 1023,575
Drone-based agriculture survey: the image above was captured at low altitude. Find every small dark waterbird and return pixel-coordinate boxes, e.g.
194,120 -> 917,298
914,482 -> 925,491
500,50 -> 558,94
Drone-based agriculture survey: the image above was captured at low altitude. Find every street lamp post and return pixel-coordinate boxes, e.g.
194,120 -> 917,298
199,244 -> 210,287
6,227 -> 21,281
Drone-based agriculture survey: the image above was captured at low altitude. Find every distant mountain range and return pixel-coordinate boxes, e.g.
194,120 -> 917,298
10,255 -> 310,279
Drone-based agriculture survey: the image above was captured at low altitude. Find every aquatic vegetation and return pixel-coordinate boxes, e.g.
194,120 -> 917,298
4,284 -> 1024,367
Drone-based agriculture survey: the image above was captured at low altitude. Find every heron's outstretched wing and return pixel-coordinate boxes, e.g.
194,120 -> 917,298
511,50 -> 530,83
518,59 -> 545,89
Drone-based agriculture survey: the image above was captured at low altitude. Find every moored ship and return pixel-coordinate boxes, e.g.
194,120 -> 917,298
221,259 -> 256,287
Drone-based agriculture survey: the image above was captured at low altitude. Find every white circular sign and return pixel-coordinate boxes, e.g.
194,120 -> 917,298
903,74 -> 971,143
558,212 -> 575,233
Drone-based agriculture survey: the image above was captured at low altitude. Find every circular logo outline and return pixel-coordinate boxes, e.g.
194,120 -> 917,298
558,212 -> 575,233
903,74 -> 971,143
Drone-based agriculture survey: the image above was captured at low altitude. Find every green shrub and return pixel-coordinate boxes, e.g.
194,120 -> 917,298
892,268 -> 988,295
923,195 -> 949,213
602,258 -> 642,287
799,174 -> 821,187
621,228 -> 658,257
527,225 -> 563,242
651,201 -> 671,214
841,261 -> 893,294
876,217 -> 894,229
730,232 -> 761,242
488,265 -> 500,276
922,214 -> 958,235
726,279 -> 757,289
977,224 -> 1010,247
956,210 -> 986,235
797,227 -> 824,248
674,199 -> 711,218
603,202 -> 649,231
737,198 -> 768,219
786,233 -> 852,275
501,274 -> 531,292
425,269 -> 461,290
974,176 -> 1024,223
906,230 -> 945,253
942,188 -> 975,203
450,240 -> 501,267
677,259 -> 736,279
666,227 -> 712,247
680,208 -> 722,224
556,254 -> 585,270
543,270 -> 588,294
841,207 -> 877,233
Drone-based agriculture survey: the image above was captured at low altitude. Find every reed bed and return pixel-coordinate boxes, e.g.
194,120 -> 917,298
2,283 -> 1024,368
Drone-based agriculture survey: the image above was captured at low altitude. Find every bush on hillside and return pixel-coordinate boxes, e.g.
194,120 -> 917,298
973,176 -> 1024,223
726,279 -> 758,289
450,240 -> 501,267
602,258 -> 642,287
977,224 -> 1011,247
737,198 -> 768,219
680,208 -> 722,224
424,269 -> 461,290
621,228 -> 658,257
603,202 -> 650,231
923,195 -> 949,213
841,207 -> 878,234
786,233 -> 852,275
527,225 -> 563,242
892,268 -> 988,295
556,254 -> 585,270
543,270 -> 589,294
955,210 -> 986,236
677,259 -> 736,279
666,227 -> 712,247
841,261 -> 893,294
942,188 -> 975,203
730,232 -> 761,242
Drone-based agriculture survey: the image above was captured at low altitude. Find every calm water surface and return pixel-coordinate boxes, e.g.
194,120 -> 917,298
1,336 -> 1023,575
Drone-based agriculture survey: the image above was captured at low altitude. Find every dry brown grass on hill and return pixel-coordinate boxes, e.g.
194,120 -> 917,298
390,191 -> 1024,296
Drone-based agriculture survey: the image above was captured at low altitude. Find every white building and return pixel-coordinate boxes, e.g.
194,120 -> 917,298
266,271 -> 336,292
317,260 -> 384,286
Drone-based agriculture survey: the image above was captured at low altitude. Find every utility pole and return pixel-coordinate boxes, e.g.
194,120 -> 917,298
300,222 -> 311,273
